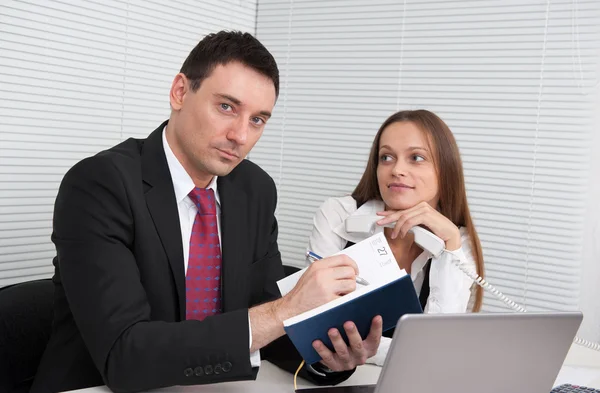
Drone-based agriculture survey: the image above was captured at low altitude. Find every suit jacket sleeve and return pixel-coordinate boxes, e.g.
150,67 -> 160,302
53,156 -> 255,392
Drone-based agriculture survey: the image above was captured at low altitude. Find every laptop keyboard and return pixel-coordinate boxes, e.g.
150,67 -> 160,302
295,384 -> 598,393
552,384 -> 600,393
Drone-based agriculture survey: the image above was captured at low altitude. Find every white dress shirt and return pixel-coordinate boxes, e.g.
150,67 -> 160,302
162,130 -> 261,367
307,195 -> 478,366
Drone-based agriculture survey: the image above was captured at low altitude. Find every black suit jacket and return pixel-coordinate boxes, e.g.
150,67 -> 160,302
31,122 -> 353,393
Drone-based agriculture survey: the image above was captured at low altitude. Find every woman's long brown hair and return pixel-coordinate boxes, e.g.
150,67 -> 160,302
352,110 -> 484,311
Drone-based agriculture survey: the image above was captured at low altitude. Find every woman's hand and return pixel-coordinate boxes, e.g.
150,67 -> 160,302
376,201 -> 461,250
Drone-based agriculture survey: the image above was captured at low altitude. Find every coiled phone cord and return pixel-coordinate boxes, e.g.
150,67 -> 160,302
446,249 -> 600,352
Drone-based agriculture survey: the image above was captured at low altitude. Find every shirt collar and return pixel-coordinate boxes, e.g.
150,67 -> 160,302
162,127 -> 220,206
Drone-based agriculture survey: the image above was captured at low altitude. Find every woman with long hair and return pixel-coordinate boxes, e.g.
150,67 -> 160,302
307,109 -> 485,366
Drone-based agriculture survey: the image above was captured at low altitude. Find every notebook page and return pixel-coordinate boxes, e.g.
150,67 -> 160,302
278,233 -> 405,326
277,232 -> 402,296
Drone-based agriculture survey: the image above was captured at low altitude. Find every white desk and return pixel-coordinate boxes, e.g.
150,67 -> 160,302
66,344 -> 600,393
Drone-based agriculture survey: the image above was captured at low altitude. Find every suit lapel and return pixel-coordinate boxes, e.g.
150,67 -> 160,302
142,121 -> 186,319
218,175 -> 250,312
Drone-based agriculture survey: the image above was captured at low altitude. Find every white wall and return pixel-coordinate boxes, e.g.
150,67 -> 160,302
0,0 -> 257,287
579,76 -> 600,343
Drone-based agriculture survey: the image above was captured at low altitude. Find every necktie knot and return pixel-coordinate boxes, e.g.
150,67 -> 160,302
189,188 -> 216,215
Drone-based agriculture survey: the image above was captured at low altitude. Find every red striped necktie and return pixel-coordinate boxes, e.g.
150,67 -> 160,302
185,187 -> 222,320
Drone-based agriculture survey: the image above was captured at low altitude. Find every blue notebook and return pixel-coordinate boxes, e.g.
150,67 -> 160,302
283,273 -> 423,365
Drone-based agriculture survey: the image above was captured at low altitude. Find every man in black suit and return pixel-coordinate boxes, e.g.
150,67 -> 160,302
31,31 -> 383,393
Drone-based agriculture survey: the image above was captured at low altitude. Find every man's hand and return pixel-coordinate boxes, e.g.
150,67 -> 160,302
275,254 -> 359,322
249,254 -> 360,353
313,316 -> 383,371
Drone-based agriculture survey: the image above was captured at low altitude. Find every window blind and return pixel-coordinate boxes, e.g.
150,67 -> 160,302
0,0 -> 257,287
253,0 -> 600,318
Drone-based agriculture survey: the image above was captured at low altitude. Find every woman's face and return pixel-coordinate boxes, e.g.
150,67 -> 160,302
376,121 -> 439,210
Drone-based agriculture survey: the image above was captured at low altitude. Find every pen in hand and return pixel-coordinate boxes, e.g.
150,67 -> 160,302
305,251 -> 370,286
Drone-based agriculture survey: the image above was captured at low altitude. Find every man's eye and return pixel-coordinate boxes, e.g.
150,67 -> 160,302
220,103 -> 232,111
251,117 -> 265,125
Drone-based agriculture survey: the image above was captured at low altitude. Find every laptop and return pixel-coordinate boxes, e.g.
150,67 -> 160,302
296,312 -> 583,393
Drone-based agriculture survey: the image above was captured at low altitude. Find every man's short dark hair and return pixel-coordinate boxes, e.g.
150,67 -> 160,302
180,30 -> 279,98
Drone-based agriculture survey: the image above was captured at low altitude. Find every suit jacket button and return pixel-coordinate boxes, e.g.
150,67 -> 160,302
222,361 -> 232,373
194,366 -> 204,377
204,365 -> 213,375
184,368 -> 193,377
214,364 -> 222,375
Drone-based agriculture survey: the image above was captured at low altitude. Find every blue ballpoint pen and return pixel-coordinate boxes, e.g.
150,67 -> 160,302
305,251 -> 370,286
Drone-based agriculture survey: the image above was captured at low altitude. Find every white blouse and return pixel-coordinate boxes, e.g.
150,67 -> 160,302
307,196 -> 478,366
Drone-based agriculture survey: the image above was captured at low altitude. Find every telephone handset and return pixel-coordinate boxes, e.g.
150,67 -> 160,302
345,215 -> 446,258
344,215 -> 600,352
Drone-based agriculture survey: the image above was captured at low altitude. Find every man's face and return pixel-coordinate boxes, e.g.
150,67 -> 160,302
167,61 -> 276,186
